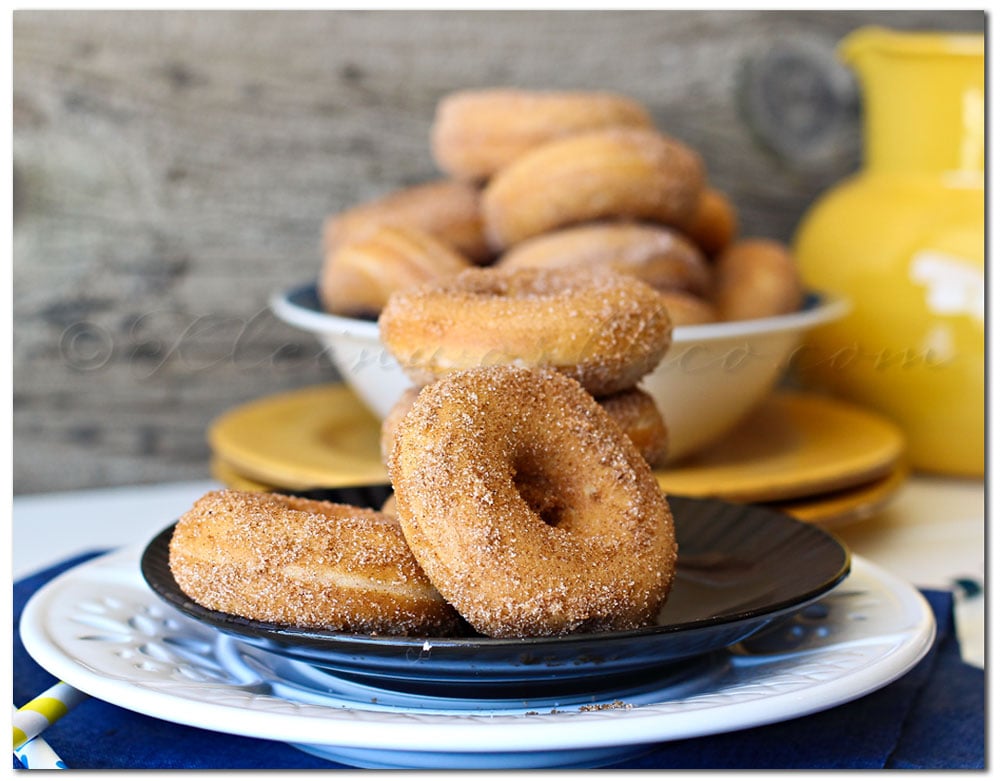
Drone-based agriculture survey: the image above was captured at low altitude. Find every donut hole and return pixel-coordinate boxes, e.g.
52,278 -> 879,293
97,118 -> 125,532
511,457 -> 567,528
508,432 -> 616,536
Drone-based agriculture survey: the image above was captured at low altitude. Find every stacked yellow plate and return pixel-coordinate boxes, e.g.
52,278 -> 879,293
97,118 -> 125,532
208,384 -> 907,529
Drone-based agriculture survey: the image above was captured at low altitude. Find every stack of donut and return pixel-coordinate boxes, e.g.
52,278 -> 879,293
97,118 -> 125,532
378,265 -> 674,468
170,366 -> 677,639
318,88 -> 803,327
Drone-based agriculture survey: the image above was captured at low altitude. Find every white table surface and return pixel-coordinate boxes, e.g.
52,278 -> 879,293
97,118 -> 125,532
13,474 -> 986,665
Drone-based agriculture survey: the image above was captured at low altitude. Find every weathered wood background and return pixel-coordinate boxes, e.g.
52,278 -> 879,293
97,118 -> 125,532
13,10 -> 984,493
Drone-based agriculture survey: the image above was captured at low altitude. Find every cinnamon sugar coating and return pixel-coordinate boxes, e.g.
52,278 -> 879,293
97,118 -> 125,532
381,386 -> 422,463
168,490 -> 462,635
388,366 -> 678,638
378,266 -> 673,397
382,381 -> 668,469
597,386 -> 670,467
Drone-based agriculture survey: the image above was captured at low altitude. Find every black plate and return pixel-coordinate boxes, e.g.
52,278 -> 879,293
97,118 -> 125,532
141,489 -> 849,698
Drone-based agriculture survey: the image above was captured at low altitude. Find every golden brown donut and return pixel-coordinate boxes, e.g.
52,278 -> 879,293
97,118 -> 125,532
714,238 -> 804,321
660,289 -> 718,326
680,187 -> 739,257
431,88 -> 654,182
597,387 -> 670,467
168,490 -> 463,636
378,266 -> 673,397
322,179 -> 493,265
380,386 -> 421,463
388,366 -> 677,638
319,225 -> 471,318
497,222 -> 712,297
481,127 -> 705,250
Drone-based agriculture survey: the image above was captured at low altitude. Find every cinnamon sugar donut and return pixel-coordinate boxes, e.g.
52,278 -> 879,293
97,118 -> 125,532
431,89 -> 654,182
497,222 -> 712,297
319,225 -> 471,318
378,266 -> 673,396
323,179 -> 492,265
380,386 -> 421,463
481,127 -> 705,249
598,387 -> 670,467
168,490 -> 462,636
387,366 -> 677,637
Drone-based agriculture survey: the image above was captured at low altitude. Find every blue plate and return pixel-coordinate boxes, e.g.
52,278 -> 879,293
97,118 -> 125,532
141,488 -> 849,699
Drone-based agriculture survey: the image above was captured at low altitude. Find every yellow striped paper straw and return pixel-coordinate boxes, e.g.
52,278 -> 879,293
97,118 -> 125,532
13,733 -> 68,770
13,681 -> 88,751
11,706 -> 67,770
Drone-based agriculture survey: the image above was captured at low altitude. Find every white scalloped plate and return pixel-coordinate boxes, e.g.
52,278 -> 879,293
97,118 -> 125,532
19,547 -> 933,769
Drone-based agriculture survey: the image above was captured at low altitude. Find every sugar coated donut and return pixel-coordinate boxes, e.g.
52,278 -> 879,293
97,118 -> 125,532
497,222 -> 712,298
319,225 -> 471,318
323,179 -> 492,265
380,386 -> 421,463
378,266 -> 673,396
597,387 -> 670,467
388,366 -> 677,637
431,89 -> 654,182
168,490 -> 463,636
481,127 -> 705,249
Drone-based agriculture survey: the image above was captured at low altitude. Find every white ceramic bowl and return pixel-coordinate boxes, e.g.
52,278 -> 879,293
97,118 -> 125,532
271,284 -> 847,463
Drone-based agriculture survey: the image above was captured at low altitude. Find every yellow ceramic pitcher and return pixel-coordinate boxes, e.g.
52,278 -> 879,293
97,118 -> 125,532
794,26 -> 984,477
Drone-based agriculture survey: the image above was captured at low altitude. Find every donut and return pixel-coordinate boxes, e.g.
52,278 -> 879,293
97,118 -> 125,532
380,385 -> 421,463
168,489 -> 463,636
714,238 -> 803,321
660,289 -> 718,326
431,89 -> 654,182
378,266 -> 673,396
680,187 -> 739,257
319,225 -> 471,318
387,366 -> 677,637
382,382 -> 668,468
322,179 -> 492,265
497,222 -> 712,298
597,387 -> 670,467
481,127 -> 705,250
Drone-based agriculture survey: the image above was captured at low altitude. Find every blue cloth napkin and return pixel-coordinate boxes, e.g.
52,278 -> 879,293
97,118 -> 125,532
13,551 -> 984,770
